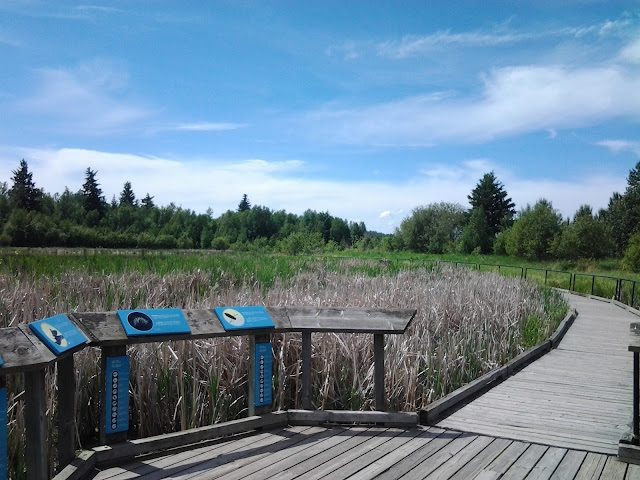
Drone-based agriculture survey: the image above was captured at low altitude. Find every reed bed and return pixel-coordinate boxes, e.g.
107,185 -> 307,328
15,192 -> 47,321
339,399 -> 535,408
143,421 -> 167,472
0,262 -> 566,477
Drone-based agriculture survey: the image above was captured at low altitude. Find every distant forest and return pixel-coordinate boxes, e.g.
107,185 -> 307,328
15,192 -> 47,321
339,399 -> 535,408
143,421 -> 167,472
3,159 -> 640,268
0,161 -> 373,255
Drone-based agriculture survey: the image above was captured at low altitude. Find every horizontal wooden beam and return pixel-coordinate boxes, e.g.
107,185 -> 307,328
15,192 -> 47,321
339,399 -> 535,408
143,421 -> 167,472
51,451 -> 95,480
93,411 -> 289,467
287,410 -> 417,427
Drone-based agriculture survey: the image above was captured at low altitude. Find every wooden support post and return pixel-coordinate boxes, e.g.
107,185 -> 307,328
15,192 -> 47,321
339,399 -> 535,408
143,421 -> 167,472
57,354 -> 76,469
1,375 -> 6,480
249,334 -> 271,417
24,370 -> 47,480
302,331 -> 312,410
374,333 -> 385,412
100,345 -> 127,445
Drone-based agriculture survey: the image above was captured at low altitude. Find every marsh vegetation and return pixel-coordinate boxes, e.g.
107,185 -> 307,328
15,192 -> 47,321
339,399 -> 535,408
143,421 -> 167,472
0,254 -> 567,476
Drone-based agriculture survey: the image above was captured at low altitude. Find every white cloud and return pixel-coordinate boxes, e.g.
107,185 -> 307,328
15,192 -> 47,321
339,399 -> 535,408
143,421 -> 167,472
326,42 -> 360,61
378,31 -> 533,58
619,36 -> 640,64
597,140 -> 640,158
0,146 -> 627,234
173,122 -> 248,132
377,19 -> 635,59
306,63 -> 640,145
19,59 -> 152,133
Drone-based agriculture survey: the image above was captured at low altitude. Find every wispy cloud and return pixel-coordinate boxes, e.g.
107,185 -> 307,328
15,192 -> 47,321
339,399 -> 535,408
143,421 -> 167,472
597,140 -> 640,158
377,18 -> 635,59
19,59 -> 152,134
305,61 -> 640,146
326,42 -> 360,61
173,122 -> 248,132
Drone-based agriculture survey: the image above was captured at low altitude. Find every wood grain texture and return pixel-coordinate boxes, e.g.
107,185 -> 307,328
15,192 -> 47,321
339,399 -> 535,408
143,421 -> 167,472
0,327 -> 56,373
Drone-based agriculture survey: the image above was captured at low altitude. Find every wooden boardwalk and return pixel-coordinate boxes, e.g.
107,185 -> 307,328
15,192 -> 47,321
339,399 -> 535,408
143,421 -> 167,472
92,424 -> 639,479
439,294 -> 634,455
90,294 -> 639,479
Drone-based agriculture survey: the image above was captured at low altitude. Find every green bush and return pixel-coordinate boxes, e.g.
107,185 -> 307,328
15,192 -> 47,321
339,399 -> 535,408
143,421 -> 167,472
623,233 -> 640,271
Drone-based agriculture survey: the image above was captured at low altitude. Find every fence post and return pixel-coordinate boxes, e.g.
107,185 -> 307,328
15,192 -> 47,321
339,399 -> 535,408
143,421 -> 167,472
301,332 -> 312,410
57,355 -> 76,468
545,270 -> 548,286
374,334 -> 385,411
633,282 -> 637,308
24,369 -> 47,480
591,276 -> 595,295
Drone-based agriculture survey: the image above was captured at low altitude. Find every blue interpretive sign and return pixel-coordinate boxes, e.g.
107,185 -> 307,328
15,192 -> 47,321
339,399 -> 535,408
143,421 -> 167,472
214,306 -> 275,332
0,387 -> 7,480
117,309 -> 191,337
254,342 -> 272,407
105,356 -> 129,434
29,314 -> 89,355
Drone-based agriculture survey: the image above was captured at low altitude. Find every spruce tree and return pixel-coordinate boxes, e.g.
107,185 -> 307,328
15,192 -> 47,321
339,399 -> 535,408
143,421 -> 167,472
238,194 -> 251,212
468,172 -> 515,236
141,193 -> 155,209
82,167 -> 105,214
9,159 -> 42,211
119,181 -> 136,207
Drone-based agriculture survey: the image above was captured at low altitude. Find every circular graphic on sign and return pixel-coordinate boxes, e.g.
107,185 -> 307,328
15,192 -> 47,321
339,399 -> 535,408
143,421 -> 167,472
127,312 -> 153,331
222,308 -> 245,327
41,322 -> 68,347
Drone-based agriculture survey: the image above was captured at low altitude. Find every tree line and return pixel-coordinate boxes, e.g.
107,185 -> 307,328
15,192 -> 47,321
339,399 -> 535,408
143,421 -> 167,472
4,159 -> 640,268
0,160 -> 372,254
395,163 -> 640,269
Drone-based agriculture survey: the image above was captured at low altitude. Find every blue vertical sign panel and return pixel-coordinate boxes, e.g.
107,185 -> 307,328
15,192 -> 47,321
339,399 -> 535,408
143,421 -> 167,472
0,387 -> 6,480
105,356 -> 129,434
255,342 -> 272,407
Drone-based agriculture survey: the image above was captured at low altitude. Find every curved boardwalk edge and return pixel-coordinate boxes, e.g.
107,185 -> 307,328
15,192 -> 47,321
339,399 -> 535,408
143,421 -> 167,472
420,306 -> 577,425
436,292 -> 635,456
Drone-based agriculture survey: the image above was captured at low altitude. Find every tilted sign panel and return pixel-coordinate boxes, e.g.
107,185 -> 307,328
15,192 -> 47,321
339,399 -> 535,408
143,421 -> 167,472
28,314 -> 88,355
214,306 -> 275,332
117,309 -> 191,337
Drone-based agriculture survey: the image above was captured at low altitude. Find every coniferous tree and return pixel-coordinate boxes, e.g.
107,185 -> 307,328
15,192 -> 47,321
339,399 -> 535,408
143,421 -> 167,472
9,159 -> 42,211
119,181 -> 136,207
468,172 -> 515,237
238,194 -> 251,212
81,168 -> 105,214
141,193 -> 155,209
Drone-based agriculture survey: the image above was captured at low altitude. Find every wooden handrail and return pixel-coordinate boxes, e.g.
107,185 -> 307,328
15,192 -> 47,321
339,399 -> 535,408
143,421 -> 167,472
0,306 -> 416,479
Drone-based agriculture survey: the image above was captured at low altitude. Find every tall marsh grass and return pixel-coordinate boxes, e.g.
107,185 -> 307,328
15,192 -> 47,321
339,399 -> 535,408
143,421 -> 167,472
0,261 -> 566,477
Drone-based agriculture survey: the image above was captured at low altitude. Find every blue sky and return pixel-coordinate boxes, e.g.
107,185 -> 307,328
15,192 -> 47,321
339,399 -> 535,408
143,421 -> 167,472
0,1 -> 639,233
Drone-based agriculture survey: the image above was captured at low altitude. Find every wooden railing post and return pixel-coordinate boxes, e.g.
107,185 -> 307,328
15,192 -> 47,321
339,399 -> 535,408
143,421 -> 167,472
249,334 -> 272,417
302,331 -> 312,410
57,354 -> 76,468
24,369 -> 47,480
634,351 -> 639,445
374,333 -> 385,411
0,375 -> 6,480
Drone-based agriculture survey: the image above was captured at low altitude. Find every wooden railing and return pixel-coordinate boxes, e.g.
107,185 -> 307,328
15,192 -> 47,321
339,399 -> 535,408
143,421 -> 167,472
0,306 -> 416,479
